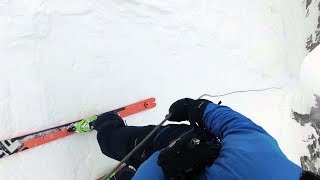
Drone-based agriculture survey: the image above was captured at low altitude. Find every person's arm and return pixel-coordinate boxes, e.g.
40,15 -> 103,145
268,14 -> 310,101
134,99 -> 302,179
203,103 -> 269,139
202,103 -> 302,179
202,103 -> 288,160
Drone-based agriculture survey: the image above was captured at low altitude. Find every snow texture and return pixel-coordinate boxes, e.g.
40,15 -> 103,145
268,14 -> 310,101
0,0 -> 319,179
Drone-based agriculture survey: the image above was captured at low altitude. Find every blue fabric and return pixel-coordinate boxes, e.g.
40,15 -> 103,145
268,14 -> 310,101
133,103 -> 302,180
133,151 -> 165,180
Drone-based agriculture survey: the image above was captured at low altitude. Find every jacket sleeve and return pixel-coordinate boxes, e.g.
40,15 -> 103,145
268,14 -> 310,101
202,103 -> 302,179
203,103 -> 269,139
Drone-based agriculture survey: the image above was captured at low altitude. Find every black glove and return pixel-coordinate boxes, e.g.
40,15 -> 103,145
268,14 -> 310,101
158,131 -> 221,180
166,98 -> 212,128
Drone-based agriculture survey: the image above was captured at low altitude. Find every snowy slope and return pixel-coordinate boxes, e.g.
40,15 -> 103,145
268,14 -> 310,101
0,0 -> 318,179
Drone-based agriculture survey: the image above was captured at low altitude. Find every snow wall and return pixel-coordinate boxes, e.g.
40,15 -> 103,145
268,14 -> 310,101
0,0 -> 319,179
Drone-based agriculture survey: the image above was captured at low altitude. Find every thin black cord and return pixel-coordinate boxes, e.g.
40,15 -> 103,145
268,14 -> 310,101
198,87 -> 281,99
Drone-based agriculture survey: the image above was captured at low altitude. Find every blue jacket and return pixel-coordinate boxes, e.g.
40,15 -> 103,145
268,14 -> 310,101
133,103 -> 302,180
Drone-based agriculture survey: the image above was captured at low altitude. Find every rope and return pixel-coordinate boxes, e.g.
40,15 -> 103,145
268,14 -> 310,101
198,87 -> 282,99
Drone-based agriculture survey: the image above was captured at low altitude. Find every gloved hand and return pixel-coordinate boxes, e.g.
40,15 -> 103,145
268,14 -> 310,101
166,98 -> 212,128
157,131 -> 221,179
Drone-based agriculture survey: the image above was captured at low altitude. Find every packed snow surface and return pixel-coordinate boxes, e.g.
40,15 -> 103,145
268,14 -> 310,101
0,0 -> 319,179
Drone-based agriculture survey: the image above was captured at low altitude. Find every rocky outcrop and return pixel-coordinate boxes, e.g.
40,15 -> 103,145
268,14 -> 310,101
293,95 -> 320,174
305,0 -> 320,52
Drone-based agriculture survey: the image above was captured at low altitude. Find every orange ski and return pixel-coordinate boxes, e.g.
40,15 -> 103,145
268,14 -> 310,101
0,98 -> 156,159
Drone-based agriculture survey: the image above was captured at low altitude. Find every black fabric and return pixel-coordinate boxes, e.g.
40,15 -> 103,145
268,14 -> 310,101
94,112 -> 220,180
94,113 -> 198,169
152,125 -> 193,152
167,98 -> 212,128
93,112 -> 125,131
96,124 -> 155,168
157,130 -> 221,180
300,170 -> 320,180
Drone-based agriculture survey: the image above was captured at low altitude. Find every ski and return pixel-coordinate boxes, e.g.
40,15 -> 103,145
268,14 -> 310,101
0,98 -> 156,159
